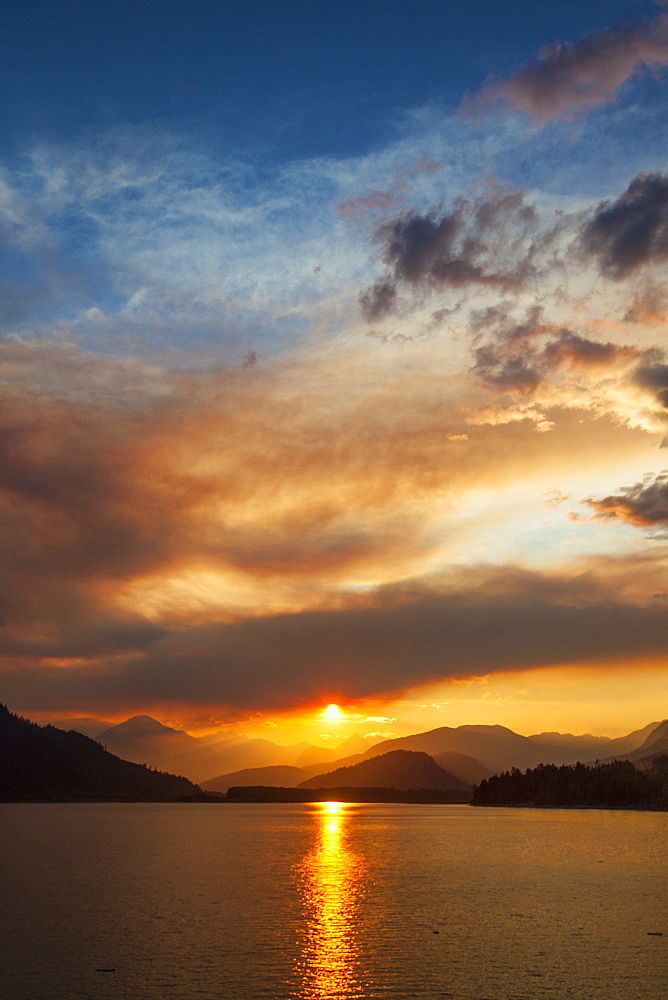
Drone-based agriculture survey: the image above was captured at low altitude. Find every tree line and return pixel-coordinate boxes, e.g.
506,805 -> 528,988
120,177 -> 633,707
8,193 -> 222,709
472,757 -> 668,809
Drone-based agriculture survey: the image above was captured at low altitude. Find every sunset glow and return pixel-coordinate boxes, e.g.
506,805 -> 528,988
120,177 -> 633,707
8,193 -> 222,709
1,1 -> 667,742
295,803 -> 363,998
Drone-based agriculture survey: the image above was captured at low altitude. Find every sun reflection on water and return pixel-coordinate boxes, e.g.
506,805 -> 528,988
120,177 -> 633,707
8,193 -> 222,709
293,802 -> 366,999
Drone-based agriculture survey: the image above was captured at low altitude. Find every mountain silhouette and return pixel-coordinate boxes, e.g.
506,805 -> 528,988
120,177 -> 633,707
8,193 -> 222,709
59,713 -> 667,783
97,716 -> 311,782
343,722 -> 666,773
297,749 -> 470,791
202,764 -> 308,794
593,720 -> 668,767
0,706 -> 198,801
432,751 -> 492,785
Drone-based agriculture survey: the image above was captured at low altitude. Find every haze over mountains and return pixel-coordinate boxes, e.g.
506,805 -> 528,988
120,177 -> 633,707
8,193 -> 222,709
55,713 -> 668,789
4,705 -> 668,803
596,720 -> 668,768
0,707 -> 197,802
93,715 -> 321,783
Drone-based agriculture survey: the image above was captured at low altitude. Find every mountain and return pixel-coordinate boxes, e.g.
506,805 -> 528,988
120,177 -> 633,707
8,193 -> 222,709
98,715 -> 212,779
0,706 -> 198,801
338,733 -> 381,755
593,720 -> 665,758
293,733 -> 378,768
527,732 -> 612,757
193,736 -> 311,779
432,751 -> 493,786
352,724 -> 574,773
298,750 -> 470,791
46,717 -> 115,739
202,765 -> 308,794
36,712 -> 666,784
349,722 -> 667,773
97,716 -> 310,782
594,720 -> 668,767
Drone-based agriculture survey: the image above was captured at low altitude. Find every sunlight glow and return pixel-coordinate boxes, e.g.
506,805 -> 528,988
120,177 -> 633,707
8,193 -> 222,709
294,802 -> 364,998
323,704 -> 343,720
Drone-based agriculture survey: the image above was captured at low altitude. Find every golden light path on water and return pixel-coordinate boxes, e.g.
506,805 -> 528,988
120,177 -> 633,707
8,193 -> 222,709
293,802 -> 366,999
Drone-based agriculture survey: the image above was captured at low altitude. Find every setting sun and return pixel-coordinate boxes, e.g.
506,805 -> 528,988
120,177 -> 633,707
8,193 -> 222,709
323,704 -> 343,720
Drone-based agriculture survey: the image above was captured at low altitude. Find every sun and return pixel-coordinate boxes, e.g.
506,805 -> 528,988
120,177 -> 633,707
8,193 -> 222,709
323,703 -> 343,720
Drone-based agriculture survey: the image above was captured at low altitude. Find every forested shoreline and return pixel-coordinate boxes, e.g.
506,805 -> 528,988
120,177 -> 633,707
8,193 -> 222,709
472,757 -> 668,809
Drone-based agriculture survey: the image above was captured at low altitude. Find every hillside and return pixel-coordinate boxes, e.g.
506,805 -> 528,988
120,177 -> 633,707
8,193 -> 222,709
473,757 -> 668,809
0,706 -> 198,801
202,765 -> 308,794
432,751 -> 493,785
593,720 -> 668,767
298,750 -> 470,791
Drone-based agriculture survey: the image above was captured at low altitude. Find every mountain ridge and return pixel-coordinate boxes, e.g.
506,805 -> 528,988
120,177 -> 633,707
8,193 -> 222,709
45,713 -> 667,782
0,706 -> 199,801
297,750 -> 471,792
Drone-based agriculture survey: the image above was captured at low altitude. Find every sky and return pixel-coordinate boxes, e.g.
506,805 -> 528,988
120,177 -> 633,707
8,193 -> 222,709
1,0 -> 667,743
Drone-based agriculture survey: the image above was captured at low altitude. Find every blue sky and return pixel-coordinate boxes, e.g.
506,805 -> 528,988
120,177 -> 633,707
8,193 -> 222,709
4,2 -> 660,159
1,0 -> 667,737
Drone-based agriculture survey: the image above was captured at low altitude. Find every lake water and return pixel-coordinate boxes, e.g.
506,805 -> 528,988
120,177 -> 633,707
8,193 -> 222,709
1,803 -> 666,999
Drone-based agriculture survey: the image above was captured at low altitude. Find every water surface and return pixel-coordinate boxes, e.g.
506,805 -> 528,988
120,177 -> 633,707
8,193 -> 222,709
1,803 -> 666,999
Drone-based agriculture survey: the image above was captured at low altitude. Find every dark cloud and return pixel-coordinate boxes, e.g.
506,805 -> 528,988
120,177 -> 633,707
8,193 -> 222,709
2,566 -> 666,715
584,472 -> 668,535
466,14 -> 668,124
471,308 -> 624,393
360,280 -> 397,321
469,306 -> 664,412
471,344 -> 542,395
634,360 -> 668,410
360,187 -> 537,319
582,172 -> 668,279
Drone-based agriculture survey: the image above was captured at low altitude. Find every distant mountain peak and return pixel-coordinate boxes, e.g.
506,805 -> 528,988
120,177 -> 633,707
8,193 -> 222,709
100,715 -> 186,737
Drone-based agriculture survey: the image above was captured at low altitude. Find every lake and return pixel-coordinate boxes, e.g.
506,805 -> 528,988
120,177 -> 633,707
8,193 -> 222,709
1,803 -> 666,999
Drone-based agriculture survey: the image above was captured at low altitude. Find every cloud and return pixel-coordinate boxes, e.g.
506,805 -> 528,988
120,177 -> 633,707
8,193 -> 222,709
2,562 -> 666,715
2,106 -> 668,726
470,308 -> 631,391
360,185 -> 537,319
624,279 -> 667,324
582,172 -> 668,279
633,360 -> 668,410
2,332 -> 664,707
466,304 -> 668,435
336,190 -> 403,218
466,14 -> 668,124
584,471 -> 668,535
